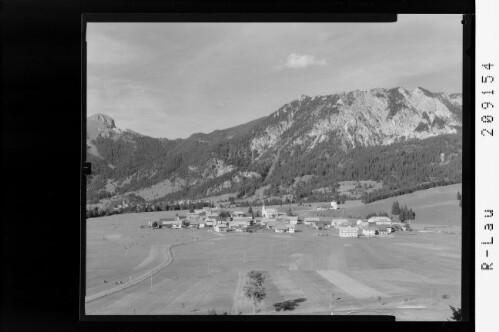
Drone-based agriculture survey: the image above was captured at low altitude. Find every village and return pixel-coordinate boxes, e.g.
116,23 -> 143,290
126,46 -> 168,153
146,201 -> 411,238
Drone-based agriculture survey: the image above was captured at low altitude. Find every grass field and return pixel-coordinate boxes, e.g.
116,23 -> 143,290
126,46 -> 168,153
85,184 -> 462,320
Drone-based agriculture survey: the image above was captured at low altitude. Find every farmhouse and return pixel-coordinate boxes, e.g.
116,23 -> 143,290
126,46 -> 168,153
331,218 -> 350,227
356,219 -> 369,228
187,212 -> 200,219
313,219 -> 331,230
231,211 -> 247,218
266,219 -> 280,229
262,204 -> 278,219
232,216 -> 252,223
149,220 -> 162,229
214,224 -> 227,232
275,224 -> 287,233
362,227 -> 377,237
338,226 -> 359,237
205,216 -> 226,226
368,216 -> 392,225
284,216 -> 298,224
228,220 -> 249,229
188,219 -> 205,229
304,217 -> 320,226
160,217 -> 177,226
376,226 -> 390,235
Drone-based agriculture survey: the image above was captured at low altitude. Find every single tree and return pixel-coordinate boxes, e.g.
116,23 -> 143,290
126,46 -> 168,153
248,206 -> 254,217
391,201 -> 401,215
457,191 -> 462,200
408,208 -> 416,220
243,270 -> 266,314
287,208 -> 293,216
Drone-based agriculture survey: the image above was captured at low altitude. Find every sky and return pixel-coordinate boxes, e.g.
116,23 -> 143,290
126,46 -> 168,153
87,15 -> 462,139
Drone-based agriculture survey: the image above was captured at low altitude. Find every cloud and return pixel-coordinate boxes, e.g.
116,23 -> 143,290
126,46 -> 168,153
275,53 -> 328,69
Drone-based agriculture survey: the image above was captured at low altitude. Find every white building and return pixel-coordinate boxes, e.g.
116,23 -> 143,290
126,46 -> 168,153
304,217 -> 320,226
338,226 -> 359,237
330,201 -> 338,210
368,216 -> 392,225
214,224 -> 227,232
362,227 -> 377,237
262,204 -> 278,219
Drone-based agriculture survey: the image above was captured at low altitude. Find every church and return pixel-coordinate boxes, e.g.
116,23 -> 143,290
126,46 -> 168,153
262,204 -> 278,219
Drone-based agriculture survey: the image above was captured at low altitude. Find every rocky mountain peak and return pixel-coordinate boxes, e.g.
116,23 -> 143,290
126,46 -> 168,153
89,113 -> 116,129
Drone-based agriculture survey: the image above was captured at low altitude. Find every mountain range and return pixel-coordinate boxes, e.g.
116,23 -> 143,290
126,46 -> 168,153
86,86 -> 462,207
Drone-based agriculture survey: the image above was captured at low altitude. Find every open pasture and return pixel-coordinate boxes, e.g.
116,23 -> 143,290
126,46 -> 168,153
85,185 -> 462,320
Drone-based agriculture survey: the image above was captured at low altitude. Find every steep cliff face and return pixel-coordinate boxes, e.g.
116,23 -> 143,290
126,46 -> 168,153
86,86 -> 462,204
249,87 -> 461,157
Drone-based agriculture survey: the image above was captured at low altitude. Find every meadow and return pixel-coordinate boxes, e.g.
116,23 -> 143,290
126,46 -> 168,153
85,184 -> 462,320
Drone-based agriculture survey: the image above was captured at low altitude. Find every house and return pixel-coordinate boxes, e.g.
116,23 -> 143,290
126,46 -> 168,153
288,225 -> 296,233
149,220 -> 162,229
231,211 -> 247,218
214,224 -> 227,232
266,219 -> 280,229
205,216 -> 226,226
262,204 -> 278,219
331,218 -> 349,227
232,216 -> 252,223
304,217 -> 320,226
313,219 -> 331,230
330,201 -> 338,210
368,216 -> 392,225
194,209 -> 204,214
386,226 -> 394,233
159,217 -> 177,227
401,225 -> 408,231
285,216 -> 298,225
356,219 -> 369,228
172,221 -> 182,229
275,224 -> 287,233
362,227 -> 377,237
229,220 -> 249,229
188,219 -> 204,229
187,212 -> 200,219
376,226 -> 389,235
338,226 -> 359,237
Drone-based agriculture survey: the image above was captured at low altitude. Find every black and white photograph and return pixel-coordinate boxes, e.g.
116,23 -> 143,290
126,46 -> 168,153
84,15 -> 463,319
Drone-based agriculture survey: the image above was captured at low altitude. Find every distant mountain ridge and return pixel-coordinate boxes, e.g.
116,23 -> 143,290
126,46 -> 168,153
86,86 -> 462,206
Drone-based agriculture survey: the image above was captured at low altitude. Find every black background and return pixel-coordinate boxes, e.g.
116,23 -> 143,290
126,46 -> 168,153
1,1 -> 474,331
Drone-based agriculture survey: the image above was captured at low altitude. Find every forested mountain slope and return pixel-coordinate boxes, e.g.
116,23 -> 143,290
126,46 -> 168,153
86,87 -> 462,206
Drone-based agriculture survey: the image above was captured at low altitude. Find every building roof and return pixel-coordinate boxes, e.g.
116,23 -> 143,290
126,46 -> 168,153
339,226 -> 359,231
368,216 -> 392,222
160,217 -> 176,222
304,217 -> 320,222
276,223 -> 293,230
229,220 -> 248,227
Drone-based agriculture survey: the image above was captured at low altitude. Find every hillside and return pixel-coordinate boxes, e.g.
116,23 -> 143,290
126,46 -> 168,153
86,87 -> 462,207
